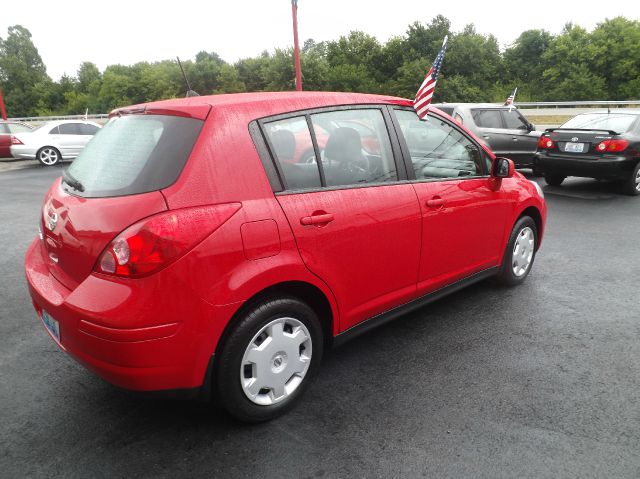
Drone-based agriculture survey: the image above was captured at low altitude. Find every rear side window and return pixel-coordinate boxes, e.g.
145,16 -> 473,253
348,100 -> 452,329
310,109 -> 396,187
66,114 -> 203,198
472,110 -> 503,129
263,108 -> 397,190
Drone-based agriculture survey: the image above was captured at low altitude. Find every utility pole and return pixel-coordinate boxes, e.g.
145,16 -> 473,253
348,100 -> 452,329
291,0 -> 302,91
0,89 -> 7,120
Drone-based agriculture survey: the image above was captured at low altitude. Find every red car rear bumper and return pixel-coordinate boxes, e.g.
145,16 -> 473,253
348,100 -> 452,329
24,238 -> 238,392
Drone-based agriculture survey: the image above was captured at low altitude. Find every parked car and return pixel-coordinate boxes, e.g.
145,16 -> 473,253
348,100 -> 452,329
534,110 -> 640,195
25,92 -> 547,422
433,103 -> 541,170
11,120 -> 101,166
0,121 -> 34,157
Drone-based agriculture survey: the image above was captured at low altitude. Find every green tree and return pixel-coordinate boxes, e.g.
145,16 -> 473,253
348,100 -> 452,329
0,25 -> 50,116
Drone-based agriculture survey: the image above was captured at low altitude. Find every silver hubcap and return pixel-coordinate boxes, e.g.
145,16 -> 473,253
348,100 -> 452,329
39,148 -> 59,165
512,226 -> 535,277
635,169 -> 640,192
240,317 -> 312,406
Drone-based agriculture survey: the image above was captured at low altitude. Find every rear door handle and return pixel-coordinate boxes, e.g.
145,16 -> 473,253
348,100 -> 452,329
426,198 -> 445,208
483,135 -> 490,140
300,213 -> 335,226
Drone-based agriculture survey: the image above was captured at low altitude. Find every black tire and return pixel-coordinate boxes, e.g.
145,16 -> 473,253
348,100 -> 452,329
496,216 -> 538,286
531,167 -> 544,177
621,162 -> 640,196
215,296 -> 324,423
544,174 -> 565,186
36,146 -> 62,166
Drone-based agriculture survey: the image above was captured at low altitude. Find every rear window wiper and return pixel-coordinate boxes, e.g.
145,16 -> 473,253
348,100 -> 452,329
62,170 -> 85,192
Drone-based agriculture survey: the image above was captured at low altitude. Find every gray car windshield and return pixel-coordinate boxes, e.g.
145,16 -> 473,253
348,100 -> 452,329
66,114 -> 203,197
561,113 -> 637,133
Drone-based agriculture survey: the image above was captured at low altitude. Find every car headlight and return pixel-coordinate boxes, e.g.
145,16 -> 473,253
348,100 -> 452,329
530,180 -> 544,199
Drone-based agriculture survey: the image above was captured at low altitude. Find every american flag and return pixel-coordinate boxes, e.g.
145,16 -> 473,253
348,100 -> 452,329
504,87 -> 517,111
414,36 -> 448,119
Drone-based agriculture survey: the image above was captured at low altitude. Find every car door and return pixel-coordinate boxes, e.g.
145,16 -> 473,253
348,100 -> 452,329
0,123 -> 10,157
260,107 -> 422,331
471,109 -> 512,158
391,107 -> 509,295
56,123 -> 84,158
500,109 -> 539,167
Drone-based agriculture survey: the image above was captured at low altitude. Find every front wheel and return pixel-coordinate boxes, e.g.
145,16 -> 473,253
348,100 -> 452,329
621,162 -> 640,196
37,147 -> 61,166
215,296 -> 323,422
496,216 -> 538,286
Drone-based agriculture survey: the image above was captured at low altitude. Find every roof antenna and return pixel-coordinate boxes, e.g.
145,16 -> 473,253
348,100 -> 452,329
176,57 -> 200,97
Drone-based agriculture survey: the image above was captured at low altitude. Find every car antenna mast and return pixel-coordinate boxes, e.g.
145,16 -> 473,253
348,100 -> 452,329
176,57 -> 200,97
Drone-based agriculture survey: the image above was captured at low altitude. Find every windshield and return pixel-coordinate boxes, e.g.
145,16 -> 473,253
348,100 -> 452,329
66,114 -> 203,198
561,113 -> 637,133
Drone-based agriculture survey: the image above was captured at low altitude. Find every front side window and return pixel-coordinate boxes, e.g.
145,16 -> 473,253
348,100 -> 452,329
310,109 -> 396,187
395,109 -> 484,180
79,123 -> 99,135
472,109 -> 503,129
59,123 -> 82,135
502,110 -> 529,130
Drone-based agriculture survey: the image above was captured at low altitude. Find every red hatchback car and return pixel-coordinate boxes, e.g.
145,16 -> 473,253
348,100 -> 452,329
25,92 -> 546,422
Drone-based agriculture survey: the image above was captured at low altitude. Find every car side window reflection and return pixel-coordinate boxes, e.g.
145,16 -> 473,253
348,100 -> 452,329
395,109 -> 484,180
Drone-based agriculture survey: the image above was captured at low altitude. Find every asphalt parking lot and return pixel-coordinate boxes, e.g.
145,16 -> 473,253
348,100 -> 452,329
1,164 -> 639,478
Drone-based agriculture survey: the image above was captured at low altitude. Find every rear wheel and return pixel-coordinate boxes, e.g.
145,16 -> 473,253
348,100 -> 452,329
37,147 -> 61,166
215,296 -> 323,422
544,174 -> 565,186
496,216 -> 538,286
621,162 -> 640,196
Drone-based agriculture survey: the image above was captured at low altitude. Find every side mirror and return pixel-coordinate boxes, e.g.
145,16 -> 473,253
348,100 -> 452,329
492,157 -> 515,179
528,123 -> 536,132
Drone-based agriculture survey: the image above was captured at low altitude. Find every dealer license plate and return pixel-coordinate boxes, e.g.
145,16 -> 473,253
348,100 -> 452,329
41,310 -> 61,343
564,142 -> 585,153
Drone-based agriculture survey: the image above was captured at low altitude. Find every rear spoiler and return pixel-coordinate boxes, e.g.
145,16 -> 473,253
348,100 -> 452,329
544,128 -> 620,135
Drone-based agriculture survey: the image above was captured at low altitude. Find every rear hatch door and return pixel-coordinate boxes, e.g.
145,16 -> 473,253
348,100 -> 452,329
41,105 -> 209,290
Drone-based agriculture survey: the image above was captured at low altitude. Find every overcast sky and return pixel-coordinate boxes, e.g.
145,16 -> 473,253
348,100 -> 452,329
2,0 -> 637,80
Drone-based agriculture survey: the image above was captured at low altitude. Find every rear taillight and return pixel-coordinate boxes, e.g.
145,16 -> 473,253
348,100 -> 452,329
95,203 -> 241,278
596,139 -> 628,153
11,136 -> 23,145
537,136 -> 554,149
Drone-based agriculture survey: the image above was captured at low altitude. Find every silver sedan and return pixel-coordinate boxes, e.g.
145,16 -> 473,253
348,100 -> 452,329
11,120 -> 101,166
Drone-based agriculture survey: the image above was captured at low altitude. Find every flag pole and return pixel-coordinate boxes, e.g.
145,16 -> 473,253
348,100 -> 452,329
509,87 -> 517,112
0,89 -> 7,120
291,0 -> 302,91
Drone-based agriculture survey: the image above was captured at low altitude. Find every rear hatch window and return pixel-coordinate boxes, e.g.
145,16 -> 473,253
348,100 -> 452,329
561,113 -> 637,133
66,114 -> 203,198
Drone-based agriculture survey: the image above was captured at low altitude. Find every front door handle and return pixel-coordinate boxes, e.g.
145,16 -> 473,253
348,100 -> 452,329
483,135 -> 490,140
426,198 -> 445,208
300,213 -> 335,226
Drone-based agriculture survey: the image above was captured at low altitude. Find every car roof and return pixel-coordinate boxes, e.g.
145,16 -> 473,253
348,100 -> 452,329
113,91 -> 416,119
